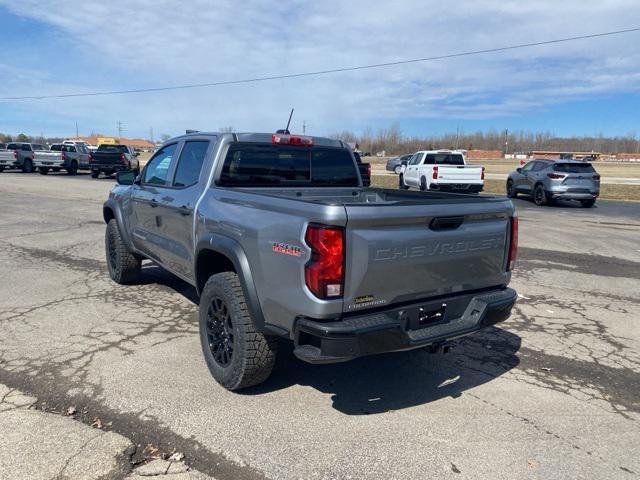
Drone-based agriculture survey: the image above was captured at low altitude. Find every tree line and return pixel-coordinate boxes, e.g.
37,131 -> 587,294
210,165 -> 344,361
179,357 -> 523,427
330,125 -> 640,156
4,127 -> 640,155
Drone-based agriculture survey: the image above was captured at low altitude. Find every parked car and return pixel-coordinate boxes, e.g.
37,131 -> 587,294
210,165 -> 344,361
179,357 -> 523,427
386,154 -> 414,174
506,159 -> 600,207
353,152 -> 371,187
399,150 -> 484,193
89,144 -> 140,178
103,131 -> 518,390
0,143 -> 6,150
0,142 -> 48,173
34,143 -> 91,175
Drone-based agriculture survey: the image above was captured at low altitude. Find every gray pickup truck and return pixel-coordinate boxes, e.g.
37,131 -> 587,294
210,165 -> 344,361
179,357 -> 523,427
103,132 -> 518,390
34,143 -> 91,175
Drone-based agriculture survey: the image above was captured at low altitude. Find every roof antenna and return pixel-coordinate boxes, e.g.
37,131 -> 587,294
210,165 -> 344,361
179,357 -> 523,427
276,108 -> 294,134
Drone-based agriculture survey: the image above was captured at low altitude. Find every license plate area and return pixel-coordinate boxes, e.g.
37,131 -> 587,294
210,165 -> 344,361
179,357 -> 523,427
400,302 -> 449,331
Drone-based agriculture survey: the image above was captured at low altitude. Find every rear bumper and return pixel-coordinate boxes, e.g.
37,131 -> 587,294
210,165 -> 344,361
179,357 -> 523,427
0,159 -> 20,167
293,287 -> 517,364
431,183 -> 484,193
91,164 -> 128,171
546,189 -> 598,200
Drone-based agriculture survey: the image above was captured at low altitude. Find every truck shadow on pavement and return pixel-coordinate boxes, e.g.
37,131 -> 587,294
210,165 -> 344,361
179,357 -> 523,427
133,264 -> 521,415
250,327 -> 521,415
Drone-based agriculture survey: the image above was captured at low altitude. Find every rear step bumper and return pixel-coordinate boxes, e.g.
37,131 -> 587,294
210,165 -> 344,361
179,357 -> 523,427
293,287 -> 517,364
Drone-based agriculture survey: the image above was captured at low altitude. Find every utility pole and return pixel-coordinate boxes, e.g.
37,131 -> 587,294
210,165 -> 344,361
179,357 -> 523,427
302,120 -> 307,135
75,121 -> 79,139
149,127 -> 154,144
504,129 -> 509,156
455,126 -> 460,150
117,121 -> 124,142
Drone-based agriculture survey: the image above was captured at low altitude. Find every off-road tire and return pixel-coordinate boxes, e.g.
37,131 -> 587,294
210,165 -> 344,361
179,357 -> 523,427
105,219 -> 141,284
199,272 -> 277,391
506,180 -> 517,198
66,160 -> 78,175
39,168 -> 49,175
22,159 -> 34,173
580,199 -> 596,208
533,184 -> 547,206
398,173 -> 409,190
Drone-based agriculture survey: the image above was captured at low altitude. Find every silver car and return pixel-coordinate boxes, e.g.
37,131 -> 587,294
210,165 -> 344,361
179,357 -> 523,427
506,159 -> 600,207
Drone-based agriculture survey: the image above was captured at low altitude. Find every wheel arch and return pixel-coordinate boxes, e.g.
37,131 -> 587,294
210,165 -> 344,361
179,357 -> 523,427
195,234 -> 270,334
102,199 -> 135,251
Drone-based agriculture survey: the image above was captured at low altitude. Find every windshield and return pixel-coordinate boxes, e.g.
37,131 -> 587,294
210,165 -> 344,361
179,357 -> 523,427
218,143 -> 360,187
425,153 -> 465,165
97,144 -> 128,153
553,163 -> 595,173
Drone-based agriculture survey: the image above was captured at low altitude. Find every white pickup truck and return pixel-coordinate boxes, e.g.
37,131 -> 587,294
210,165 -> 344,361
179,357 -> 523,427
400,150 -> 484,193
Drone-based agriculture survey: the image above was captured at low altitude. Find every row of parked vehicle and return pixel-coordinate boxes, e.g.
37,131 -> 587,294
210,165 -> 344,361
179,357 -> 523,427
0,141 -> 141,178
385,150 -> 600,207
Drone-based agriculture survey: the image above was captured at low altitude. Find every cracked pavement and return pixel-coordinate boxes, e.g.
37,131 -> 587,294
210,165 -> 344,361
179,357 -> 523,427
0,172 -> 639,479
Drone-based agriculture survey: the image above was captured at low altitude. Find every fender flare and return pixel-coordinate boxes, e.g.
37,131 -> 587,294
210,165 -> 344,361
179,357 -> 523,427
102,199 -> 135,251
195,234 -> 276,335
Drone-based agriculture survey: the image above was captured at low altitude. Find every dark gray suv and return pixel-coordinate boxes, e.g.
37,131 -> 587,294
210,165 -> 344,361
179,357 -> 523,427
506,159 -> 600,207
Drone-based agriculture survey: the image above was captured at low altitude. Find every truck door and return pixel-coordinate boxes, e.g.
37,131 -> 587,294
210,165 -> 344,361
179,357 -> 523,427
129,143 -> 179,260
404,152 -> 423,186
155,139 -> 212,279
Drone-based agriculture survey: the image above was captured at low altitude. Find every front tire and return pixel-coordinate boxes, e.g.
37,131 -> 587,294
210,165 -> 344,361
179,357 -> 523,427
199,272 -> 277,391
66,160 -> 78,175
398,173 -> 409,190
91,170 -> 100,179
506,180 -> 517,198
39,168 -> 49,175
22,159 -> 34,173
533,184 -> 547,206
105,219 -> 141,284
580,199 -> 596,208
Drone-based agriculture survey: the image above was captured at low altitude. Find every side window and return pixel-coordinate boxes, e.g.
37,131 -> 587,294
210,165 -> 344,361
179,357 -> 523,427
522,161 -> 536,172
533,161 -> 548,172
172,141 -> 209,187
142,144 -> 177,186
410,153 -> 422,165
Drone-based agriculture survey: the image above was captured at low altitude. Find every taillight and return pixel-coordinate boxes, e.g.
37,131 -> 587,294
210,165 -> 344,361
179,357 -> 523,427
432,165 -> 438,180
507,217 -> 518,271
304,225 -> 344,299
481,166 -> 485,180
13,150 -> 17,160
120,153 -> 127,164
547,173 -> 566,180
592,174 -> 600,181
88,153 -> 93,163
272,134 -> 313,146
61,152 -> 66,161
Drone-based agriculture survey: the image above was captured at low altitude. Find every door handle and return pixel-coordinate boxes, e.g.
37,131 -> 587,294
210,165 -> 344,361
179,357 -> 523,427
178,205 -> 192,216
150,198 -> 158,208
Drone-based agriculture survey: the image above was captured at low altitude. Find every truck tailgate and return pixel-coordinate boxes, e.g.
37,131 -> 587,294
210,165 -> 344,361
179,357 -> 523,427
436,165 -> 483,183
343,200 -> 512,312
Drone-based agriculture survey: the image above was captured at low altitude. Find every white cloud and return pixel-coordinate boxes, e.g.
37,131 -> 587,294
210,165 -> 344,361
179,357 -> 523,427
0,0 -> 639,136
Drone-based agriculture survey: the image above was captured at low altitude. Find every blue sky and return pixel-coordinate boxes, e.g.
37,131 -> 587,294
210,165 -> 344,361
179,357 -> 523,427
0,0 -> 639,140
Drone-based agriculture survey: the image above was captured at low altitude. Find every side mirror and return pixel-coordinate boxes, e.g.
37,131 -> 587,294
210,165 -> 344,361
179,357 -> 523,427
116,170 -> 136,185
516,167 -> 522,173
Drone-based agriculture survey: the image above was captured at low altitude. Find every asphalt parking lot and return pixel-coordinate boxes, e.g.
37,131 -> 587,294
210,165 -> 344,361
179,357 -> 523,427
1,171 -> 639,479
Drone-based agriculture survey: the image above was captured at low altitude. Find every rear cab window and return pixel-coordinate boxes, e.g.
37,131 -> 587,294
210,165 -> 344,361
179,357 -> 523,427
218,143 -> 359,187
425,153 -> 464,165
97,145 -> 129,154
